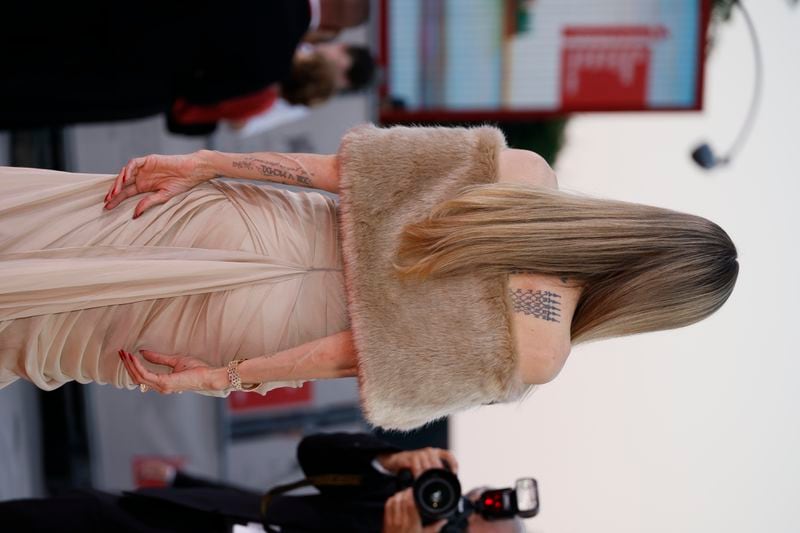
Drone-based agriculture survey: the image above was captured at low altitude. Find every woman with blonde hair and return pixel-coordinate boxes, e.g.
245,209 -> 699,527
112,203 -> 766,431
0,125 -> 738,430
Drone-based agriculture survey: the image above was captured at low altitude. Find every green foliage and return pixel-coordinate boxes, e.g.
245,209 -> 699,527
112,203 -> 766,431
497,119 -> 569,165
711,0 -> 737,22
707,0 -> 737,52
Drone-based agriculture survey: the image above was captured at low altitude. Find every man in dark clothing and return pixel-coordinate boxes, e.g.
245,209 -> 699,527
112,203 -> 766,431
0,0 -> 369,132
0,432 -> 487,533
168,41 -> 376,135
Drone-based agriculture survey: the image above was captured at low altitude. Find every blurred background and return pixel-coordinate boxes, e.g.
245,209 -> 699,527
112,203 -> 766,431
1,1 -> 799,532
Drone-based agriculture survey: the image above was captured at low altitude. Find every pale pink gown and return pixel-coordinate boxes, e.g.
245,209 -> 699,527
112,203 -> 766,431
0,167 -> 349,395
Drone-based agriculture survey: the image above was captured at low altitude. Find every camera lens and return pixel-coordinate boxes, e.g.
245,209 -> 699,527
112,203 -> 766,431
413,469 -> 462,520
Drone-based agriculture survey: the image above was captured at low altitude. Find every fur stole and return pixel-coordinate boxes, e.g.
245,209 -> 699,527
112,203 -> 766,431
337,124 -> 528,430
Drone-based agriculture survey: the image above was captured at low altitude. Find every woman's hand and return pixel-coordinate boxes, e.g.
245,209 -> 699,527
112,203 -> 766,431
104,151 -> 215,218
118,349 -> 229,394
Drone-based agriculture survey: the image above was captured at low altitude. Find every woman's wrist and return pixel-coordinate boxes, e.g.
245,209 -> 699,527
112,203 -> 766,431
193,149 -> 221,182
207,367 -> 231,391
236,357 -> 266,386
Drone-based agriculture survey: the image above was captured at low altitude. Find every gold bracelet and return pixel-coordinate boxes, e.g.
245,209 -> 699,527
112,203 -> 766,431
226,359 -> 259,391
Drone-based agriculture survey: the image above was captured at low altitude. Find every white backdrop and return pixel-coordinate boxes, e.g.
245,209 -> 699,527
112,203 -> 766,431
454,3 -> 800,533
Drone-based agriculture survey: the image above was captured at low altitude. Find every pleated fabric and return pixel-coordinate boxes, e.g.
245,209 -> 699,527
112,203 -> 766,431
0,167 -> 348,395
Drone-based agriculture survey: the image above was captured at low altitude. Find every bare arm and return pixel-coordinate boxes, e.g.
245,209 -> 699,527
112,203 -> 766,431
105,149 -> 341,217
119,330 -> 357,394
210,330 -> 358,387
198,149 -> 340,194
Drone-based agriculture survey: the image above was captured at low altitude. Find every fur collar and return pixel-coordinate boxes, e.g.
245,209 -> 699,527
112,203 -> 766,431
337,125 -> 528,430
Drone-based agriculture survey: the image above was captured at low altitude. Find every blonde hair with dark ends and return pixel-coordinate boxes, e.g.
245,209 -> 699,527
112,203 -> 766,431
395,183 -> 739,343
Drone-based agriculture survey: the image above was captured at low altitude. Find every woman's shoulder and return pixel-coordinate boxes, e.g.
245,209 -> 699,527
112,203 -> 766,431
498,148 -> 558,189
508,272 -> 580,384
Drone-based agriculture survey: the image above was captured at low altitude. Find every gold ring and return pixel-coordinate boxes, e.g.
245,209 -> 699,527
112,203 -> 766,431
139,384 -> 150,393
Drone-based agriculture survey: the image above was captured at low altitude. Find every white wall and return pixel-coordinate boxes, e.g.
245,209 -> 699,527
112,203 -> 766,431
454,3 -> 800,533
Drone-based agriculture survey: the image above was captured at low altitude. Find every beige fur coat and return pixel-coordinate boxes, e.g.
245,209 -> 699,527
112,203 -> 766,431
337,124 -> 529,430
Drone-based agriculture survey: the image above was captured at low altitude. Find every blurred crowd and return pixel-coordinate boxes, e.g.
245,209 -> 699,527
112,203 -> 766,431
0,0 -> 375,135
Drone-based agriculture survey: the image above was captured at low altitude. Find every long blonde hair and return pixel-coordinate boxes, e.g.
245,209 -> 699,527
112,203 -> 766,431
396,184 -> 739,344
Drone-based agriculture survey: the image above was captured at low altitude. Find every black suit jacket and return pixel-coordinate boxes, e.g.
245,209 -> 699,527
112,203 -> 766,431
0,0 -> 310,131
0,432 -> 402,533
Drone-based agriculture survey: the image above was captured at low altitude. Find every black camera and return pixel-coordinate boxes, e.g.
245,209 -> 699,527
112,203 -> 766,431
400,469 -> 539,532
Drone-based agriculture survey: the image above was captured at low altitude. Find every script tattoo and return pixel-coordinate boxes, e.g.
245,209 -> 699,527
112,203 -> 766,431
231,157 -> 313,186
509,288 -> 562,323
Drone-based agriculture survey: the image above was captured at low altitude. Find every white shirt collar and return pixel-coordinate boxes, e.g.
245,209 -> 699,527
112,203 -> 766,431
308,0 -> 321,31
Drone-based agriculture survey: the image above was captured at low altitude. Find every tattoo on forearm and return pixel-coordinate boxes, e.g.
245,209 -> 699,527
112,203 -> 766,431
509,288 -> 562,322
231,159 -> 254,171
231,157 -> 313,186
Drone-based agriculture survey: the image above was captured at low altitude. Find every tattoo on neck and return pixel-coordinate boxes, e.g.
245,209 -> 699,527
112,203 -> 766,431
511,270 -> 570,287
509,288 -> 562,322
232,157 -> 313,187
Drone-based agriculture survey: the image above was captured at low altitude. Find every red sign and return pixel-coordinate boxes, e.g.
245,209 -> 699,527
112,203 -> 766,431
132,455 -> 186,488
227,382 -> 314,413
560,25 -> 667,109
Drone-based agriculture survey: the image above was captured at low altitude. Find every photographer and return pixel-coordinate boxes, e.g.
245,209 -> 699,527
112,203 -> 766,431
0,432 -> 526,532
263,433 -> 527,533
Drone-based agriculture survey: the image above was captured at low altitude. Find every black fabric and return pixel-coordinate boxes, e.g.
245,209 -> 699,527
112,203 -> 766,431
258,432 -> 402,532
124,485 -> 262,524
0,433 -> 405,533
0,488 -> 226,533
295,432 -> 401,499
0,0 -> 310,130
262,495 -> 388,533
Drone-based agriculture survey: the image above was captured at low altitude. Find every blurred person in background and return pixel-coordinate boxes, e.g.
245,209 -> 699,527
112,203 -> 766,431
169,42 -> 376,135
0,432 -> 523,532
0,0 -> 370,132
0,125 -> 739,432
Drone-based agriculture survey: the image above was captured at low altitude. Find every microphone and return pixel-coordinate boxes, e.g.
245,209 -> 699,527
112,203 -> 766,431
691,143 -> 728,169
691,0 -> 762,170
